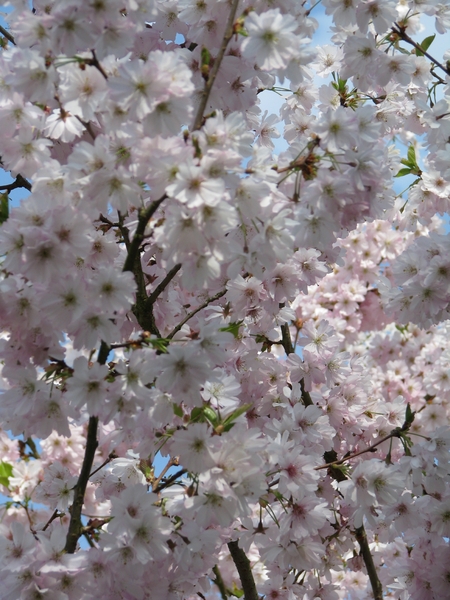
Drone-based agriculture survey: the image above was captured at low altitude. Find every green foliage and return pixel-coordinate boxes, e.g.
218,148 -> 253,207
0,461 -> 13,489
395,145 -> 422,177
415,34 -> 435,57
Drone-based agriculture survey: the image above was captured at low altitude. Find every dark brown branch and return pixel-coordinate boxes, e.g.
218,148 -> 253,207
315,430 -> 401,471
280,322 -> 294,354
227,540 -> 259,600
167,289 -> 227,340
122,195 -> 166,274
83,50 -> 108,80
191,0 -> 240,131
64,341 -> 110,553
280,321 -> 313,407
64,415 -> 99,553
392,23 -> 450,76
0,24 -> 15,45
42,509 -> 61,532
146,263 -> 182,305
89,453 -> 117,478
153,468 -> 187,493
122,196 -> 167,336
354,525 -> 383,600
0,173 -> 32,193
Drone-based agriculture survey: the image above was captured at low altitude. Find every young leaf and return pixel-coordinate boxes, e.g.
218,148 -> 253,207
416,34 -> 435,56
0,461 -> 13,489
395,168 -> 413,178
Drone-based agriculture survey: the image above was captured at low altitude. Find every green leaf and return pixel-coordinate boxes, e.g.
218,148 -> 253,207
222,404 -> 252,429
229,583 -> 244,598
0,461 -> 13,489
404,402 -> 416,427
416,34 -> 435,56
395,168 -> 413,178
190,406 -> 206,423
147,337 -> 169,353
203,406 -> 219,427
173,403 -> 183,418
0,193 -> 8,224
407,145 -> 417,166
219,321 -> 243,339
201,46 -> 210,67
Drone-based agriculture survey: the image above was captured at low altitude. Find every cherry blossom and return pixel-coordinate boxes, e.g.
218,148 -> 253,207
0,0 -> 449,599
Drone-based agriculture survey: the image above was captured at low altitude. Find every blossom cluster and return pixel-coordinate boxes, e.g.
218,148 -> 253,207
0,0 -> 449,599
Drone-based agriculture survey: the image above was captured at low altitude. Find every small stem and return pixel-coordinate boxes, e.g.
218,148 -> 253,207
354,525 -> 383,600
146,263 -> 182,305
152,457 -> 179,492
153,468 -> 187,493
315,431 -> 398,470
167,289 -> 227,340
0,24 -> 15,45
191,0 -> 240,131
227,540 -> 259,600
212,565 -> 229,600
89,453 -> 117,478
280,321 -> 313,407
42,509 -> 60,532
392,23 -> 450,76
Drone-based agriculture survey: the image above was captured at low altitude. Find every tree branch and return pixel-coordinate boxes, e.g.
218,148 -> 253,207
151,456 -> 179,492
315,430 -> 402,471
167,289 -> 227,340
153,468 -> 187,493
122,195 -> 166,274
212,565 -> 229,600
0,173 -> 32,193
392,23 -> 450,76
0,24 -> 15,45
354,525 -> 383,600
227,540 -> 259,600
64,341 -> 110,553
64,415 -> 99,553
280,321 -> 313,407
122,196 -> 167,336
191,0 -> 241,131
146,263 -> 182,305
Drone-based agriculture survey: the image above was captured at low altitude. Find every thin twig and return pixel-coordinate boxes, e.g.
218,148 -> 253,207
152,456 -> 179,492
42,509 -> 61,532
191,0 -> 240,131
315,431 -> 400,471
227,540 -> 259,600
89,453 -> 117,479
354,525 -> 383,600
86,50 -> 108,80
153,468 -> 187,493
146,263 -> 182,305
392,23 -> 450,76
212,565 -> 229,600
167,289 -> 227,340
280,321 -> 313,406
0,24 -> 15,45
